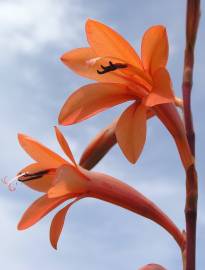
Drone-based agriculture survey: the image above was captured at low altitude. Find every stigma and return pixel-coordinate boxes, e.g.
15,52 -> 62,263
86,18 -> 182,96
1,172 -> 27,191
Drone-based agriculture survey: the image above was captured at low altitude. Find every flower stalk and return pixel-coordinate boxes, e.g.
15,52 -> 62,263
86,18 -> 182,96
182,1 -> 200,269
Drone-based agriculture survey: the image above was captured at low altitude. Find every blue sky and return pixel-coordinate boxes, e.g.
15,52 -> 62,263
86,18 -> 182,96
0,0 -> 204,269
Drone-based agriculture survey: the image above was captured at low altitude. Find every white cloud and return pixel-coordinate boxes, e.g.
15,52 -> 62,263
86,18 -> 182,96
0,0 -> 86,57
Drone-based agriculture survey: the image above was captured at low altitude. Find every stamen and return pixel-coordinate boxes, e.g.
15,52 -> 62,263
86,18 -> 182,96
1,169 -> 56,192
97,61 -> 127,74
18,169 -> 53,182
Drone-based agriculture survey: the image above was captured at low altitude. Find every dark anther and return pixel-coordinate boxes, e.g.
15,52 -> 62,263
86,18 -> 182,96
97,61 -> 127,74
18,169 -> 54,182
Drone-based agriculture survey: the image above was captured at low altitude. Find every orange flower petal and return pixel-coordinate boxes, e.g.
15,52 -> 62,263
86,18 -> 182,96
19,163 -> 55,192
116,102 -> 147,163
48,165 -> 89,198
54,126 -> 77,167
50,204 -> 70,250
86,19 -> 142,68
141,25 -> 168,75
61,48 -> 129,85
58,83 -> 136,125
80,110 -> 155,169
17,194 -> 74,230
154,103 -> 194,169
18,134 -> 67,168
49,197 -> 82,249
145,68 -> 174,107
61,47 -> 97,75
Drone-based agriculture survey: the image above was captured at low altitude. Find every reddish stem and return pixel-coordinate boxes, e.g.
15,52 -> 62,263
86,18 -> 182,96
182,1 -> 200,269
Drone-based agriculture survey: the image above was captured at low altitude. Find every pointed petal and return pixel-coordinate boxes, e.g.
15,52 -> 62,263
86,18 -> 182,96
80,120 -> 117,170
18,134 -> 67,168
18,163 -> 55,192
86,19 -> 142,68
48,165 -> 89,198
145,68 -> 174,107
61,47 -> 97,76
50,197 -> 82,249
154,103 -> 194,169
58,83 -> 136,125
138,264 -> 167,270
50,204 -> 70,250
141,25 -> 168,75
18,194 -> 75,230
61,48 -> 130,84
80,110 -> 155,170
116,103 -> 147,163
54,126 -> 77,167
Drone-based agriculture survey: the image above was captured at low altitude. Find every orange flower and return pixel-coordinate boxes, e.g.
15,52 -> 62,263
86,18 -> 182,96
59,19 -> 193,170
17,127 -> 185,250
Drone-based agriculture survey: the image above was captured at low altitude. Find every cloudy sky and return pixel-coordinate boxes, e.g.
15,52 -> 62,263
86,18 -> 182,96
0,0 -> 204,269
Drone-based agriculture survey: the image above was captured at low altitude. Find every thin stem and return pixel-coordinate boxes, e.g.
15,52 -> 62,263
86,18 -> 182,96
182,1 -> 200,269
184,165 -> 198,270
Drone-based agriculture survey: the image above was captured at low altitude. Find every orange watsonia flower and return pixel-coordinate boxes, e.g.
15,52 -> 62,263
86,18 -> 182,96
59,19 -> 193,170
16,127 -> 185,250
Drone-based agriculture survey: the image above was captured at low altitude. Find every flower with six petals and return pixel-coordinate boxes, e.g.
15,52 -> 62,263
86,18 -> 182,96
16,127 -> 185,250
59,19 -> 193,169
